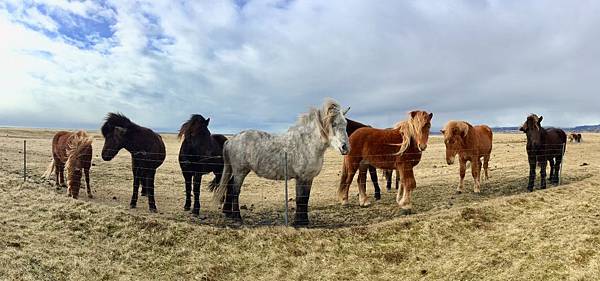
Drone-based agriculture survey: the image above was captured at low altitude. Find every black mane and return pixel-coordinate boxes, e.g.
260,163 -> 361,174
101,113 -> 136,137
178,114 -> 209,139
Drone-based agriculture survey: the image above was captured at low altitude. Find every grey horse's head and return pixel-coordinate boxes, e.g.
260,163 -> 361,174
319,99 -> 350,155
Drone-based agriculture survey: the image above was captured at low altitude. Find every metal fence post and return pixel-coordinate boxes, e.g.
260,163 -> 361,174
23,140 -> 27,182
284,152 -> 289,226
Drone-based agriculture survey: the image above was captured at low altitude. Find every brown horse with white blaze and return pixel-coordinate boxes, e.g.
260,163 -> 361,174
43,130 -> 93,199
441,121 -> 493,193
338,111 -> 433,212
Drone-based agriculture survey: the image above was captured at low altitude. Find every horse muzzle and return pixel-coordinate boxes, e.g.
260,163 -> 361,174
339,143 -> 350,155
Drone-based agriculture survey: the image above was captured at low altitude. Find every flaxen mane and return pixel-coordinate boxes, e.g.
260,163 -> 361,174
391,113 -> 427,156
65,133 -> 92,182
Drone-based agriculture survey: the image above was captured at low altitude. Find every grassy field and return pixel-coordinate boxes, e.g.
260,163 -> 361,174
1,128 -> 599,280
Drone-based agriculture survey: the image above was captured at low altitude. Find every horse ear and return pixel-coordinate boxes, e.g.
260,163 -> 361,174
409,111 -> 418,118
343,107 -> 351,116
205,118 -> 210,125
428,113 -> 433,120
440,129 -> 445,134
538,116 -> 543,124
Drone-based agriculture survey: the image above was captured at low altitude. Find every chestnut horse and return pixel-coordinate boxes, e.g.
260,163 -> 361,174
42,130 -> 93,199
338,111 -> 433,213
346,118 -> 385,199
441,121 -> 493,193
101,113 -> 166,212
519,114 -> 566,192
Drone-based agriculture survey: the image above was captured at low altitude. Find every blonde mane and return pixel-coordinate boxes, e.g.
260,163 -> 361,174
391,111 -> 429,155
65,131 -> 93,191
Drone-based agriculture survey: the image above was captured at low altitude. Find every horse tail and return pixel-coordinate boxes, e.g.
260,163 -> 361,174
212,142 -> 232,205
42,159 -> 55,179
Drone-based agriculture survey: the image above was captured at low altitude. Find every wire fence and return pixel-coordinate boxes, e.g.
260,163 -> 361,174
0,135 -> 574,228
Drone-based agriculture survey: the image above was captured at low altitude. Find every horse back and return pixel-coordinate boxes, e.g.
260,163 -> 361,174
52,131 -> 72,163
348,127 -> 411,169
472,125 -> 493,154
346,118 -> 370,136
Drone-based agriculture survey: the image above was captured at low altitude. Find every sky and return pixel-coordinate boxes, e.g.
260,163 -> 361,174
1,0 -> 600,133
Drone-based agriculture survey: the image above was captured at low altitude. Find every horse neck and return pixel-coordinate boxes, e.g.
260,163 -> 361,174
285,118 -> 329,156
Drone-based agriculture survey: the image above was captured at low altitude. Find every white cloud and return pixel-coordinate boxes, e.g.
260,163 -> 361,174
1,0 -> 600,132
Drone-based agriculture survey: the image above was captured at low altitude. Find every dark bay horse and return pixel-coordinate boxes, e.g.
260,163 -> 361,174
178,114 -> 227,216
519,114 -> 566,192
346,118 -> 385,199
339,111 -> 433,213
101,113 -> 166,212
43,130 -> 93,199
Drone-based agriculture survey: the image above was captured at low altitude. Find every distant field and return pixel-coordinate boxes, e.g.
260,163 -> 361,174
1,128 -> 599,280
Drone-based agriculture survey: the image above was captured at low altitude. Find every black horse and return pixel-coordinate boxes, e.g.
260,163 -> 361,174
519,114 -> 566,192
178,114 -> 227,216
101,113 -> 166,212
347,118 -> 402,199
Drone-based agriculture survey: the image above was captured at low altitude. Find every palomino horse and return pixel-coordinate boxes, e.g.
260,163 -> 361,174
43,130 -> 93,199
339,111 -> 433,213
441,121 -> 493,193
346,118 -> 385,199
213,99 -> 350,226
519,114 -> 566,192
178,114 -> 227,216
101,113 -> 166,212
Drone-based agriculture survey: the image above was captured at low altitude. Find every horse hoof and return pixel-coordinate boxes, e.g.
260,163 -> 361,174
129,204 -> 137,209
399,208 -> 413,216
87,195 -> 94,199
340,200 -> 349,206
292,220 -> 310,227
149,208 -> 158,213
374,193 -> 381,201
184,206 -> 191,211
386,189 -> 393,193
192,209 -> 200,216
360,201 -> 371,207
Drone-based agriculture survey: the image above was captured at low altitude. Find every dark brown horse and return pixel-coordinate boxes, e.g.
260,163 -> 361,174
519,114 -> 566,192
568,133 -> 582,143
43,130 -> 93,199
339,111 -> 433,213
178,114 -> 227,216
101,113 -> 166,212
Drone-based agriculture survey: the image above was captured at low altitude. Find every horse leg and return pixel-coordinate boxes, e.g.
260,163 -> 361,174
384,170 -> 392,192
183,171 -> 192,211
130,168 -> 141,209
483,155 -> 490,180
548,157 -> 556,185
54,161 -> 60,187
539,160 -> 547,190
84,168 -> 92,198
222,177 -> 234,217
369,166 -> 381,200
338,159 -> 358,205
472,158 -> 482,193
395,169 -> 400,190
457,160 -> 466,194
397,165 -> 415,214
554,154 -> 563,185
192,173 -> 202,216
230,171 -> 248,221
58,163 -> 66,187
293,179 -> 313,226
358,164 -> 370,207
527,156 -> 536,192
145,169 -> 158,212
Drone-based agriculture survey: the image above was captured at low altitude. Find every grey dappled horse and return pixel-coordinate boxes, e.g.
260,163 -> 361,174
213,99 -> 350,226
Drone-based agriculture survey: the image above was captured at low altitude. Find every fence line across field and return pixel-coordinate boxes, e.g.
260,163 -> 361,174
11,139 -> 568,227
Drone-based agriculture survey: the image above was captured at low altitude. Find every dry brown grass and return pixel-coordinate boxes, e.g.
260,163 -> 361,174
1,128 -> 600,280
